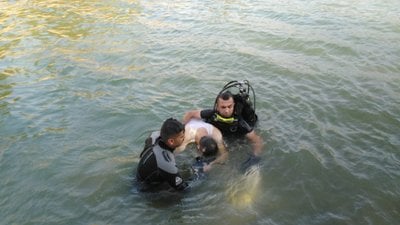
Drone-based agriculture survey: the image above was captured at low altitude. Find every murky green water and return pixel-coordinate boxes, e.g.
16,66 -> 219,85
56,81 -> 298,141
1,0 -> 399,224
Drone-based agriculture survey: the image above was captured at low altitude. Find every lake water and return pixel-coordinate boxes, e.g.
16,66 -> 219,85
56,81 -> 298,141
1,0 -> 399,224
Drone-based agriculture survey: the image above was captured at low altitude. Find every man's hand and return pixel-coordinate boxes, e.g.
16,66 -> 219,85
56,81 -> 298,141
203,163 -> 212,172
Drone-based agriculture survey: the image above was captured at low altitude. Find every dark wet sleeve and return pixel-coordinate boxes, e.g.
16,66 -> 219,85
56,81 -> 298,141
159,170 -> 189,191
239,118 -> 253,133
200,109 -> 214,119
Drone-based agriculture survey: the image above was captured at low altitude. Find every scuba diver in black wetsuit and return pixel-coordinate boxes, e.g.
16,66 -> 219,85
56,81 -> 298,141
136,118 -> 190,192
182,80 -> 264,170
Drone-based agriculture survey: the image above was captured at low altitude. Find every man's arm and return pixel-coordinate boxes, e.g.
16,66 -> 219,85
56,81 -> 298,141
212,128 -> 228,164
159,169 -> 190,191
204,129 -> 228,172
209,142 -> 228,165
246,130 -> 263,156
182,110 -> 202,124
175,125 -> 191,153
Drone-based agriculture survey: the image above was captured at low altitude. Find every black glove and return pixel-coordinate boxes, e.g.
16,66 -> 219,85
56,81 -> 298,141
176,181 -> 191,192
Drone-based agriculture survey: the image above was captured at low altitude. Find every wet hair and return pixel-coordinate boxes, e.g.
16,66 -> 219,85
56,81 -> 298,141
218,91 -> 234,101
160,118 -> 184,142
199,136 -> 218,157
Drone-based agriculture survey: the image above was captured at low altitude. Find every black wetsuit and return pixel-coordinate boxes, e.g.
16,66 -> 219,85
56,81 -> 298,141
136,132 -> 189,191
200,109 -> 253,138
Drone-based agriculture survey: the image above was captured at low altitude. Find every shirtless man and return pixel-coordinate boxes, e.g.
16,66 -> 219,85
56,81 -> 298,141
175,119 -> 228,171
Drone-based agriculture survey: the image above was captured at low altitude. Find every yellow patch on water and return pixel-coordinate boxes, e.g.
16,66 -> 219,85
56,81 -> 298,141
226,166 -> 261,208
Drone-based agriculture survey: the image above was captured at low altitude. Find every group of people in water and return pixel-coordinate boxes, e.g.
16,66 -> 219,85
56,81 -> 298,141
135,80 -> 264,192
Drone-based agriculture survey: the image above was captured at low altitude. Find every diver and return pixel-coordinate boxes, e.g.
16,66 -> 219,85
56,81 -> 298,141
135,118 -> 190,192
175,119 -> 228,172
182,80 -> 264,170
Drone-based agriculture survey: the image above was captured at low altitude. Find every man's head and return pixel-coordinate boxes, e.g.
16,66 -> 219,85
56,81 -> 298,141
216,91 -> 235,118
198,136 -> 218,157
160,118 -> 185,149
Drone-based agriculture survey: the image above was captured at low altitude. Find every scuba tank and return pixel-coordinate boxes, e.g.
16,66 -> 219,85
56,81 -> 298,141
214,80 -> 258,128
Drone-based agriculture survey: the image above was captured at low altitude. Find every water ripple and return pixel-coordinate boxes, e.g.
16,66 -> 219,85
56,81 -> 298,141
1,0 -> 400,224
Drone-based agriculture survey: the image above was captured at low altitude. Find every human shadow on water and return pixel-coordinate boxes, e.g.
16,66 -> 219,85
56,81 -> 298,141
130,176 -> 185,208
